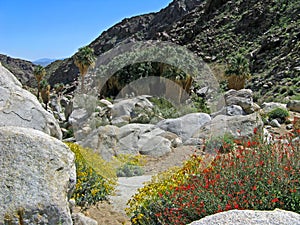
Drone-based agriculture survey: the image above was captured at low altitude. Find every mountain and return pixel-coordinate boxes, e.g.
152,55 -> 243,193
45,0 -> 299,102
0,54 -> 37,87
33,58 -> 58,66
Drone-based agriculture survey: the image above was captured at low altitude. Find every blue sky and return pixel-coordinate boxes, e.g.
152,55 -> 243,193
0,0 -> 172,61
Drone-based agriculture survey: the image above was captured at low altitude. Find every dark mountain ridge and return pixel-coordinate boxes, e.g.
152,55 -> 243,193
1,0 -> 299,103
0,54 -> 36,87
47,0 -> 299,102
47,0 -> 203,86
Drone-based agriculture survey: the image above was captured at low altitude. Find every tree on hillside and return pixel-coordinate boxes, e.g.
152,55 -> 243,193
40,80 -> 51,110
74,46 -> 96,91
34,65 -> 46,99
225,54 -> 251,90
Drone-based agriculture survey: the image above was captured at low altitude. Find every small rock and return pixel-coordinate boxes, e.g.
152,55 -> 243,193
287,100 -> 300,113
263,84 -> 269,88
270,119 -> 281,128
72,213 -> 98,225
265,125 -> 272,130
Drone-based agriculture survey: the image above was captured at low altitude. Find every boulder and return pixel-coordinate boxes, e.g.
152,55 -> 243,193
79,123 -> 178,161
225,89 -> 254,114
139,136 -> 172,156
287,100 -> 300,113
270,119 -> 281,127
188,209 -> 300,225
261,102 -> 287,113
0,126 -> 76,224
211,105 -> 245,117
72,213 -> 98,225
111,96 -> 153,126
0,65 -> 62,139
156,113 -> 211,142
192,113 -> 263,140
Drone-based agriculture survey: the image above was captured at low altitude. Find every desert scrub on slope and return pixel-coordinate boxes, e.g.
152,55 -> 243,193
111,154 -> 146,177
66,143 -> 117,206
127,129 -> 300,225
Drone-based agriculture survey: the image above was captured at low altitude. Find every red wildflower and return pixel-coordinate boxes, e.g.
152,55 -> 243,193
225,204 -> 231,210
271,198 -> 279,203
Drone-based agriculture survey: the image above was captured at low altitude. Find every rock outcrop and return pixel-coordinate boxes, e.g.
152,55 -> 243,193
262,102 -> 287,114
0,65 -> 62,139
225,89 -> 254,114
188,209 -> 300,225
79,123 -> 179,161
156,113 -> 211,142
193,112 -> 263,140
0,127 -> 75,225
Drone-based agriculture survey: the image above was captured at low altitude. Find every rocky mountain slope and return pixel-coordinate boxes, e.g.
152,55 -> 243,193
0,54 -> 36,87
1,0 -> 299,103
46,0 -> 299,103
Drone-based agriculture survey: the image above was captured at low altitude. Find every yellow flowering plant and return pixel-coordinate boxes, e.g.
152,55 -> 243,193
66,143 -> 117,206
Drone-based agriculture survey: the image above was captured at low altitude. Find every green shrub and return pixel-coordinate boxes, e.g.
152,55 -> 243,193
66,143 -> 117,206
205,133 -> 236,153
268,107 -> 290,123
111,154 -> 146,177
127,130 -> 300,225
116,164 -> 144,177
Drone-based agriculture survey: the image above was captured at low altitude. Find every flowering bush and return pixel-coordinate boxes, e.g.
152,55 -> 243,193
127,129 -> 300,225
66,143 -> 117,206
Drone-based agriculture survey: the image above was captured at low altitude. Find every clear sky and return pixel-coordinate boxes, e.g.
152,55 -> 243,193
0,0 -> 172,61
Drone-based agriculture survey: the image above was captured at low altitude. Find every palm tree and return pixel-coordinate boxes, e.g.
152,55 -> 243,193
34,65 -> 46,99
225,54 -> 251,90
74,46 -> 96,91
40,80 -> 51,110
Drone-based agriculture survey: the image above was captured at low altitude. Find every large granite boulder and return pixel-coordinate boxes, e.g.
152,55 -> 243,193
225,89 -> 254,114
192,113 -> 263,140
79,123 -> 178,161
188,209 -> 300,225
111,96 -> 154,126
0,65 -> 62,139
0,126 -> 76,225
261,102 -> 287,113
156,113 -> 211,142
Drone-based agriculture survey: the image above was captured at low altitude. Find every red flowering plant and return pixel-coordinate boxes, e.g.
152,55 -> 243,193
127,128 -> 300,225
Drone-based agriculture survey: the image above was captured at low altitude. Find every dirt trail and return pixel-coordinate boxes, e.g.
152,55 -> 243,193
76,146 -> 202,225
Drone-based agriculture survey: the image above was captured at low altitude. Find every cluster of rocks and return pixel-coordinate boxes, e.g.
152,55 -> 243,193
69,88 -> 266,161
0,65 -> 97,224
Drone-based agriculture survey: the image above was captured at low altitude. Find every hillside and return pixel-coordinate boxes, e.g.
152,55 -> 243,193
47,0 -> 299,103
0,54 -> 36,87
6,0 -> 300,103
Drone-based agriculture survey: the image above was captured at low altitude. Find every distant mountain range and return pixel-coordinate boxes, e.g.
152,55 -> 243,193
32,58 -> 59,66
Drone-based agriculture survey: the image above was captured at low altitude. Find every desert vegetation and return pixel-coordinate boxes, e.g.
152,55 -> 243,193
126,128 -> 300,225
